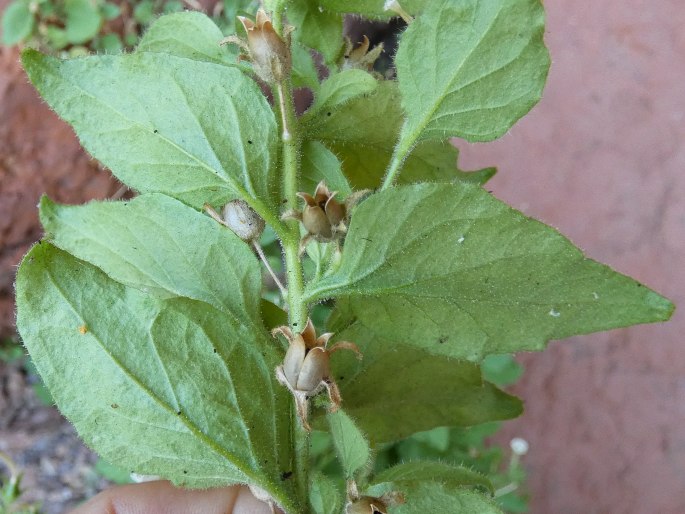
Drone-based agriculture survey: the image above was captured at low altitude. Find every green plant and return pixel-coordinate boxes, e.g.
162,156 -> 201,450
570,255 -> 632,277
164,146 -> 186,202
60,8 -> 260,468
14,1 -> 673,513
1,0 -> 172,54
0,451 -> 42,513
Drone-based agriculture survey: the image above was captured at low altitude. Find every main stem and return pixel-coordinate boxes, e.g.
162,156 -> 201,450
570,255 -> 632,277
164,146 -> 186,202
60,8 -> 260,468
276,79 -> 310,513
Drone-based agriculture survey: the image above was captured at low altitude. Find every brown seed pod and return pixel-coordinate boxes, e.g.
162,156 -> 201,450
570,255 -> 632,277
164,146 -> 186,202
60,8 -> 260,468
274,319 -> 362,431
238,9 -> 292,83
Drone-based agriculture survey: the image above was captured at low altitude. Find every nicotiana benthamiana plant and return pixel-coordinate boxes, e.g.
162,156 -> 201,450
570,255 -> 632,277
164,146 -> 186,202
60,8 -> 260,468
14,0 -> 674,512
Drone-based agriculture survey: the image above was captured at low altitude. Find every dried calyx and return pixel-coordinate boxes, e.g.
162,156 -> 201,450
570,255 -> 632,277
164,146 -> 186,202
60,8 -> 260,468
273,318 -> 361,431
221,9 -> 292,83
341,36 -> 384,72
285,181 -> 369,253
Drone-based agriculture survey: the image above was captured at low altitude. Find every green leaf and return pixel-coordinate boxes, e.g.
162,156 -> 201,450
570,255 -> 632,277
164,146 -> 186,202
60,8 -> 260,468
309,183 -> 674,361
46,26 -> 69,50
302,70 -> 377,123
307,81 -> 494,189
162,0 -> 184,14
287,0 -> 343,63
98,33 -> 123,53
94,459 -> 133,484
315,0 -> 426,18
65,0 -> 103,45
133,0 -> 154,24
291,42 -> 320,90
323,322 -> 522,442
100,2 -> 121,20
39,194 -> 261,321
260,299 -> 288,330
327,409 -> 371,479
15,244 -> 296,511
137,12 -> 240,67
1,0 -> 35,45
300,141 -> 352,197
481,354 -> 523,388
21,50 -> 279,210
309,472 -> 342,514
370,482 -> 503,514
395,0 -> 550,146
371,461 -> 493,494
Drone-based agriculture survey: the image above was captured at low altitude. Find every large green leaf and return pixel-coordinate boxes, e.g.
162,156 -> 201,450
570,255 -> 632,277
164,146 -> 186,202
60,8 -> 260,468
327,409 -> 371,479
21,50 -> 278,210
306,81 -> 494,189
371,461 -> 492,494
287,0 -> 343,63
307,184 -> 674,361
15,244 -> 297,511
39,194 -> 260,321
395,0 -> 550,146
137,12 -> 240,67
321,320 -> 522,442
1,0 -> 34,45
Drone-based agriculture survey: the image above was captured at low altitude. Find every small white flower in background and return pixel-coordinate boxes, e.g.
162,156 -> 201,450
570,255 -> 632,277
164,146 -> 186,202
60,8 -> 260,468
510,437 -> 530,456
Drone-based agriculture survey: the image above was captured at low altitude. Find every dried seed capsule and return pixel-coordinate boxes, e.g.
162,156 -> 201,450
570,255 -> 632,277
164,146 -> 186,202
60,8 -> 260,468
274,319 -> 362,431
238,10 -> 291,83
221,199 -> 265,242
297,181 -> 347,241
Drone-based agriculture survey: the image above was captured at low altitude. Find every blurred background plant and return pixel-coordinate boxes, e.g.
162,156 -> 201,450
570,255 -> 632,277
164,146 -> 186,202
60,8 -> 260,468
0,0 -> 260,55
1,439 -> 42,513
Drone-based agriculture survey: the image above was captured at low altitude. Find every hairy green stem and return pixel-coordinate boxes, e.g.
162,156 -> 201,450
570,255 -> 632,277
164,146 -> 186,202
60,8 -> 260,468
275,79 -> 310,513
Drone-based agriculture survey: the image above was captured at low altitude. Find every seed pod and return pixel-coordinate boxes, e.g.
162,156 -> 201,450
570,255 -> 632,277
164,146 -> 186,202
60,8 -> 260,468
222,199 -> 265,242
297,181 -> 347,241
238,10 -> 291,83
274,319 -> 361,430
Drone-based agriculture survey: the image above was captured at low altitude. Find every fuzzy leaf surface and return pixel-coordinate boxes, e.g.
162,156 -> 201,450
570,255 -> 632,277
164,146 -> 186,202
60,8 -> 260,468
15,244 -> 296,509
302,70 -> 377,122
39,194 -> 260,321
321,322 -> 522,442
306,81 -> 494,188
137,12 -> 239,67
300,141 -> 352,197
371,461 -> 493,494
315,0 -> 426,17
395,0 -> 550,144
309,472 -> 342,514
291,42 -> 320,90
21,50 -> 278,210
327,409 -> 371,479
308,183 -> 674,361
370,482 -> 503,514
288,0 -> 343,63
